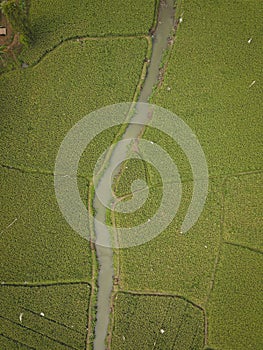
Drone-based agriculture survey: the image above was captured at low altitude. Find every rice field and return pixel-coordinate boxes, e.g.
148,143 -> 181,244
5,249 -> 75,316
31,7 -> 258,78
111,293 -> 204,350
20,0 -> 156,64
223,173 -> 263,251
207,243 -> 262,349
0,167 -> 91,283
1,25 -> 149,349
114,178 -> 222,305
0,284 -> 91,349
152,0 -> 263,177
110,0 -> 262,348
0,38 -> 148,173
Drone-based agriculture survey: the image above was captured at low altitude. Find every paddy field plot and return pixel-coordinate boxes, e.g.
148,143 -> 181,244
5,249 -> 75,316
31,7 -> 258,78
21,0 -> 156,64
114,177 -> 222,306
223,173 -> 263,251
0,167 -> 91,283
152,0 -> 263,177
207,243 -> 262,350
111,293 -> 204,350
0,38 -> 148,174
0,284 -> 90,349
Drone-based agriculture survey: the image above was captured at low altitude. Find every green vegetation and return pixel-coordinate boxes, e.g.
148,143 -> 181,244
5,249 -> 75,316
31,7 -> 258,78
1,27 -> 149,349
110,0 -> 262,348
152,0 -> 263,177
0,38 -> 148,173
20,0 -> 156,64
111,293 -> 204,349
0,167 -> 91,282
115,179 -> 222,305
207,244 -> 262,349
223,173 -> 263,251
0,284 -> 90,349
0,0 -> 32,45
1,0 -> 262,348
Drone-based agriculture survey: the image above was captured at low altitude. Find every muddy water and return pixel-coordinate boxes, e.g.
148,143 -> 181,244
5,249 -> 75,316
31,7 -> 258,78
93,1 -> 175,349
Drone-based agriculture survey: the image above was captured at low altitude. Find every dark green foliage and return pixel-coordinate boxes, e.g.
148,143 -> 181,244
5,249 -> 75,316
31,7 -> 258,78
1,0 -> 32,45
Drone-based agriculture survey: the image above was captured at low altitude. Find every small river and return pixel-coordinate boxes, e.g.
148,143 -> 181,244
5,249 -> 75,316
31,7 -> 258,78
93,1 -> 175,349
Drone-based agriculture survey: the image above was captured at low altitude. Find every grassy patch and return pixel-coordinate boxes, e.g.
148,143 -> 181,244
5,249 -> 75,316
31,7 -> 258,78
223,173 -> 263,251
0,284 -> 90,349
0,38 -> 148,174
111,292 -> 204,350
20,0 -> 156,64
0,168 -> 91,283
207,243 -> 263,349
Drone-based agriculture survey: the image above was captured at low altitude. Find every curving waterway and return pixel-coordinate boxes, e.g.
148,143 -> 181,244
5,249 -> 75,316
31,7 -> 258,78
93,1 -> 175,349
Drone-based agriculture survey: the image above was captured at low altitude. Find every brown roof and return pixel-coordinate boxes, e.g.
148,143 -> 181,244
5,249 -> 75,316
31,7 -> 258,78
0,28 -> 7,36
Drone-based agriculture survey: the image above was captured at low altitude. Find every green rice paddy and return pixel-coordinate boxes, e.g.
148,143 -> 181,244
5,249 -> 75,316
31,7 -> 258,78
111,293 -> 204,349
0,284 -> 91,349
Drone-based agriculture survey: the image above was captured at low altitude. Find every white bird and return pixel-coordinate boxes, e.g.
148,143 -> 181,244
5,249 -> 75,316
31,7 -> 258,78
179,17 -> 183,23
248,37 -> 252,44
160,329 -> 165,334
249,80 -> 256,88
19,313 -> 23,323
40,312 -> 45,317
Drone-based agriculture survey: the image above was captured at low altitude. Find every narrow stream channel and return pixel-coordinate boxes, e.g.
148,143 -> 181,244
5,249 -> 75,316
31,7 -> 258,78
93,1 -> 175,349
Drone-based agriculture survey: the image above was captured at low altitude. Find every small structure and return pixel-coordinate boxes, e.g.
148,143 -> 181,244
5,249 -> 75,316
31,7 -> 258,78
0,27 -> 6,36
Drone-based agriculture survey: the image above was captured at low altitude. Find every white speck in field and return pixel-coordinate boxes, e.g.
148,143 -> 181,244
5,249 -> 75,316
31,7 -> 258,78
249,80 -> 256,88
167,86 -> 171,91
248,37 -> 252,44
148,218 -> 151,222
19,313 -> 23,323
179,17 -> 183,23
204,245 -> 208,249
40,312 -> 45,317
0,217 -> 18,235
160,329 -> 165,334
122,335 -> 126,341
150,141 -> 154,144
